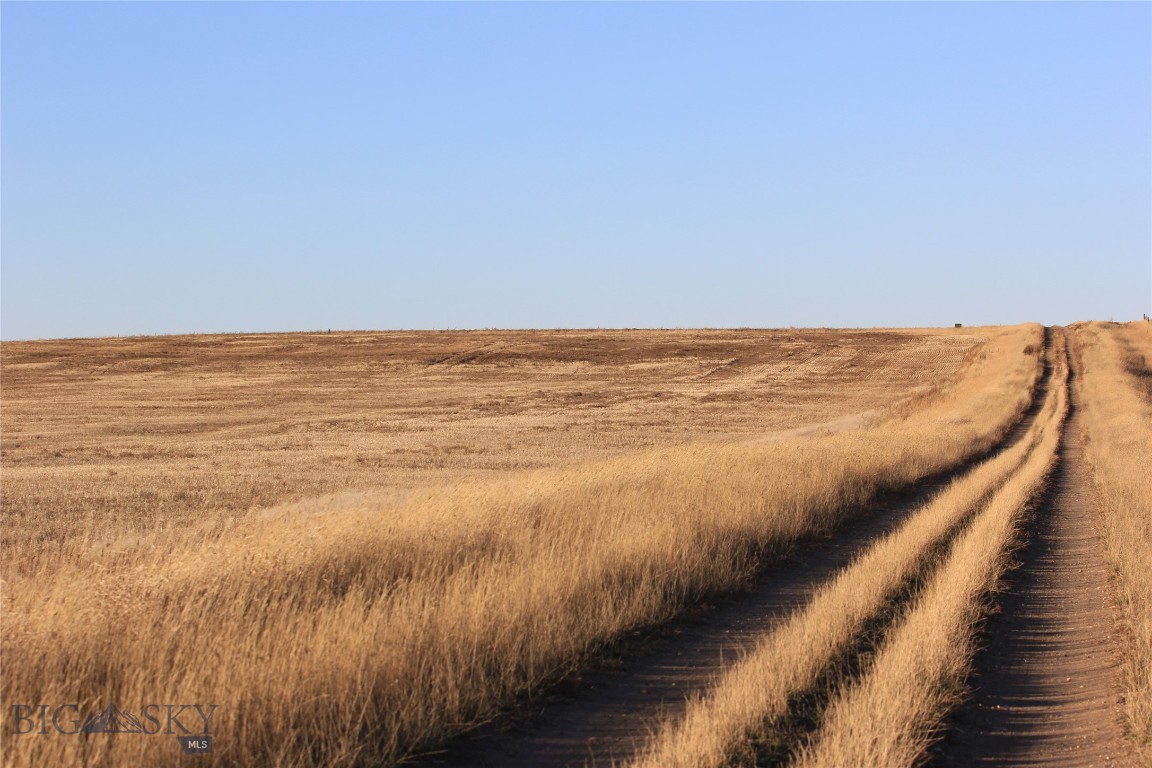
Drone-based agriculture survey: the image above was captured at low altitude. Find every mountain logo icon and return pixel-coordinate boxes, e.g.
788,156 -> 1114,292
81,705 -> 145,734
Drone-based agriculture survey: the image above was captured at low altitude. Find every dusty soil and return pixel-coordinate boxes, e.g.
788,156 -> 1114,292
932,345 -> 1134,767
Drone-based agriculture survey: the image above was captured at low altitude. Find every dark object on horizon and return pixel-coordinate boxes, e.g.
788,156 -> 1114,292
955,323 -> 962,328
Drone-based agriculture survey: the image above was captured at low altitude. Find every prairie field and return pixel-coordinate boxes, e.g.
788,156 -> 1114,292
1,323 -> 1146,768
1,328 -> 975,576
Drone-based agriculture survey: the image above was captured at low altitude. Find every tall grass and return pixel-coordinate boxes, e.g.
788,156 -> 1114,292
0,326 -> 1042,767
793,331 -> 1068,768
1073,321 -> 1152,763
631,329 -> 1060,768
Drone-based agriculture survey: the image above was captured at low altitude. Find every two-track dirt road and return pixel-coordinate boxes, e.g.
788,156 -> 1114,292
412,329 -> 1134,768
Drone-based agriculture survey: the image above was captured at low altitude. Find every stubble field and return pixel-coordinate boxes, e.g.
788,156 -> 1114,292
1,324 -> 1147,767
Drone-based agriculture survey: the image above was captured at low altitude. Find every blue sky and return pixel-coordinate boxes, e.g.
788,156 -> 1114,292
2,2 -> 1149,339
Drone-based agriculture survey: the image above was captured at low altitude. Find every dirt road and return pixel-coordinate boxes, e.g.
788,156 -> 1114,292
932,337 -> 1133,767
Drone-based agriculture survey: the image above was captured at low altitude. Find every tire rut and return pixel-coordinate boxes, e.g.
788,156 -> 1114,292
930,330 -> 1134,767
409,336 -> 1055,768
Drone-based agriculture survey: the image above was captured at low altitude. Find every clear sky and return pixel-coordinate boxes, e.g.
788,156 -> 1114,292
2,2 -> 1149,340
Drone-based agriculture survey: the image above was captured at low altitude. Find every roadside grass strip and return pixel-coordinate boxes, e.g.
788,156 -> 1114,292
1074,321 -> 1152,763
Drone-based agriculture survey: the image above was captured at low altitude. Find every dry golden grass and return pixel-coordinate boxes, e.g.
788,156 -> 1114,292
794,332 -> 1068,768
0,326 -> 1041,767
631,331 -> 1060,768
1073,320 -> 1152,762
2,328 -> 980,579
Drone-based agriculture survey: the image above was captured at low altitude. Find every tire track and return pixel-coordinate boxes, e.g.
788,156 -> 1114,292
931,331 -> 1134,767
410,336 -> 1055,768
